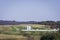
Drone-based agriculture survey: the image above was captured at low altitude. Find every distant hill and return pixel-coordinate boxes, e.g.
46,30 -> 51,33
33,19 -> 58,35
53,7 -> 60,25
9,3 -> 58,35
0,20 -> 38,25
0,20 -> 60,29
0,20 -> 60,25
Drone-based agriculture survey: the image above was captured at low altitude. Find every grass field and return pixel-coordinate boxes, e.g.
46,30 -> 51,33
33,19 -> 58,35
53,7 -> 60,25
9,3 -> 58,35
0,34 -> 27,40
0,24 -> 51,30
0,24 -> 55,40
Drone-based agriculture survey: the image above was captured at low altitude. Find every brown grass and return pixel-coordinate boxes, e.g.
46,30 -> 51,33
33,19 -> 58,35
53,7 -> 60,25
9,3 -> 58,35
0,34 -> 27,40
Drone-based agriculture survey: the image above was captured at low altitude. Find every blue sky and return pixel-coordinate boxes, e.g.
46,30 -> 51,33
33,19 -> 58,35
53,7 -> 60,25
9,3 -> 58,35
0,0 -> 60,21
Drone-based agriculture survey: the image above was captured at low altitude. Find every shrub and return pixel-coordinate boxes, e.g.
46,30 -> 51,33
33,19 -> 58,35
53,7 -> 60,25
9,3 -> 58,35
40,33 -> 55,40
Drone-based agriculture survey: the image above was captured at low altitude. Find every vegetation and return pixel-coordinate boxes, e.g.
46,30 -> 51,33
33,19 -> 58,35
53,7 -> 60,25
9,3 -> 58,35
0,24 -> 60,40
40,33 -> 55,40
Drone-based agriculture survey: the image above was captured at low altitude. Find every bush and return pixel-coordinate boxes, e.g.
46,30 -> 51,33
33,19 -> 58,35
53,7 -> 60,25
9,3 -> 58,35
40,33 -> 55,40
54,32 -> 60,40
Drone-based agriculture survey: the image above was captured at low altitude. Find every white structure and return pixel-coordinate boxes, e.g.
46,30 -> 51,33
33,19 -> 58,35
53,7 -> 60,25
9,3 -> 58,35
27,25 -> 32,31
22,25 -> 59,32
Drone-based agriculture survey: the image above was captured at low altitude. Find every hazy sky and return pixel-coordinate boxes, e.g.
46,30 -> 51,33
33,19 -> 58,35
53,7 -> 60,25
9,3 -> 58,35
0,0 -> 60,21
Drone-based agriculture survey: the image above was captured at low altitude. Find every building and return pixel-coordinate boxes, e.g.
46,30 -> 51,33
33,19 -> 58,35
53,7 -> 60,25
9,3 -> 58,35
22,25 -> 59,32
27,25 -> 32,31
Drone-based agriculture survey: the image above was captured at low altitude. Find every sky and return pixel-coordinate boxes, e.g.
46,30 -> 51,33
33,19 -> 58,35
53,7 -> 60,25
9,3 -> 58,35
0,0 -> 60,21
